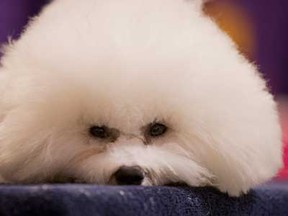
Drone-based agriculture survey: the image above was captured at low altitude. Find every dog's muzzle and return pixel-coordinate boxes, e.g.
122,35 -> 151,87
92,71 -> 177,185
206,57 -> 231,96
112,166 -> 144,185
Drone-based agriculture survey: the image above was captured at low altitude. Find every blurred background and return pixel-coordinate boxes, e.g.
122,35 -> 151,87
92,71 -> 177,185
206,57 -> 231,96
0,0 -> 287,176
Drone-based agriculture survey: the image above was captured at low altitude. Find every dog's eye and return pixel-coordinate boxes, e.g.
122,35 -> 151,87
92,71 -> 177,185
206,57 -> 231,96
89,126 -> 109,139
149,123 -> 167,137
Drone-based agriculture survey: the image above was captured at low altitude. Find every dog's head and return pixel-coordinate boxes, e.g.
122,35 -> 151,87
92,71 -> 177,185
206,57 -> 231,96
0,71 -> 214,187
0,0 -> 282,196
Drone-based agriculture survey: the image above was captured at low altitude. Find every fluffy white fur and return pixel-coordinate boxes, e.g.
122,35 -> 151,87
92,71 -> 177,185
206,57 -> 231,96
0,0 -> 282,196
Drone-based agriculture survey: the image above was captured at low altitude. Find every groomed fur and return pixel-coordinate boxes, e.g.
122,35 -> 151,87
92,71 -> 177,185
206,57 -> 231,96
0,0 -> 282,196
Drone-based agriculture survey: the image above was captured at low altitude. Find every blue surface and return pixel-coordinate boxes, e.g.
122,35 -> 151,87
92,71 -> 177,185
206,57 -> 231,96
0,182 -> 287,216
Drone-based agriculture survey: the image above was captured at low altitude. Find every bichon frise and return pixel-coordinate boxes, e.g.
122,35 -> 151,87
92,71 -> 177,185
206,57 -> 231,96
0,0 -> 282,196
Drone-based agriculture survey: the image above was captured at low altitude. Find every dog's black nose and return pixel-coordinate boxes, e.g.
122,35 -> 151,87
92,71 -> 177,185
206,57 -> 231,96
114,166 -> 144,185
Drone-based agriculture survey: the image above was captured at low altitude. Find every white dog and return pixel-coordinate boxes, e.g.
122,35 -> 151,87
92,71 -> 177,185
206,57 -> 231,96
0,0 -> 282,196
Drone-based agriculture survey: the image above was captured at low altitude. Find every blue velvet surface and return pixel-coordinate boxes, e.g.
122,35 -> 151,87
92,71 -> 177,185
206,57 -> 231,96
0,182 -> 287,216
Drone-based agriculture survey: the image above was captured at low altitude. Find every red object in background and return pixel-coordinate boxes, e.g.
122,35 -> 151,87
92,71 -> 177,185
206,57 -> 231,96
278,141 -> 288,177
276,99 -> 288,178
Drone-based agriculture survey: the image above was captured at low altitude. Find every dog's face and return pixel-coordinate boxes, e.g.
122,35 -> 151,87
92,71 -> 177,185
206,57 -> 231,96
0,72 -> 213,192
0,0 -> 282,196
0,71 -> 213,187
